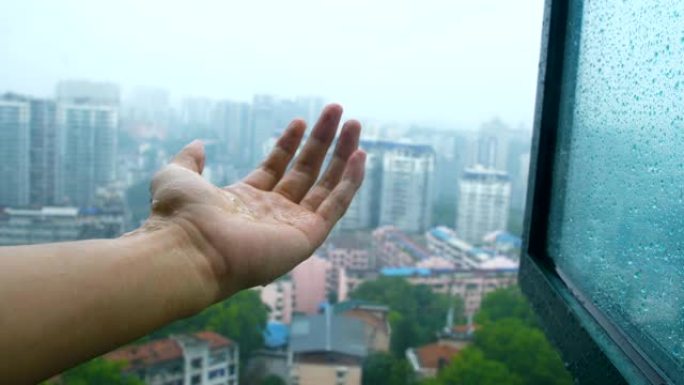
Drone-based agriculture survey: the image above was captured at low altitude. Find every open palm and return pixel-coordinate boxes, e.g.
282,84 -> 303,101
147,104 -> 365,295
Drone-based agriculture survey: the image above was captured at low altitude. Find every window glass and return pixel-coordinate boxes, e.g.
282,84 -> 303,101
548,0 -> 684,379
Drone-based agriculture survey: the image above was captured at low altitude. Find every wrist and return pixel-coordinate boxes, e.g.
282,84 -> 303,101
120,219 -> 228,319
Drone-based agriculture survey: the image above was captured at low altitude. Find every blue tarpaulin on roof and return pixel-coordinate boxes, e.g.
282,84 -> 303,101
264,322 -> 289,348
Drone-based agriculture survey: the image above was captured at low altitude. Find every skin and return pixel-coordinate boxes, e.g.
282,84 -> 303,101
0,104 -> 365,384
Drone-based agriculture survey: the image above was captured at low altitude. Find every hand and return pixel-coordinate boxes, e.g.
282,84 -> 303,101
145,104 -> 365,301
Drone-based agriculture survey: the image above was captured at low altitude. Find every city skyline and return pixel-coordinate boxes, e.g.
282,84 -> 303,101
0,0 -> 544,129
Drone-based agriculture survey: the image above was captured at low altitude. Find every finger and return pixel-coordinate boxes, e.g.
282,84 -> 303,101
171,140 -> 205,174
242,119 -> 306,190
300,119 -> 361,211
273,104 -> 343,202
316,150 -> 366,228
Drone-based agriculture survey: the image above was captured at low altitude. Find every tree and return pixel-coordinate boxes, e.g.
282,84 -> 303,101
428,347 -> 522,385
475,286 -> 537,327
206,290 -> 269,362
362,353 -> 416,385
472,318 -> 572,385
427,287 -> 573,385
49,358 -> 144,385
351,277 -> 461,356
259,374 -> 287,385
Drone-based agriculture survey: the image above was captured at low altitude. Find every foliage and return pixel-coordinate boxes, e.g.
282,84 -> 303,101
259,374 -> 287,385
474,286 -> 537,327
473,318 -> 572,385
362,352 -> 416,385
426,287 -> 572,385
146,290 -> 268,362
427,347 -> 522,385
48,358 -> 144,385
350,277 -> 462,356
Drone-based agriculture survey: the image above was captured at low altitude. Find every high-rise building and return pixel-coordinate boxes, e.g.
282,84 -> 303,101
56,80 -> 120,105
0,94 -> 30,207
55,82 -> 119,207
339,140 -> 435,233
29,99 -> 58,205
476,119 -> 511,171
476,119 -> 531,211
212,100 -> 251,167
337,148 -> 382,230
249,95 -> 277,169
378,142 -> 435,232
456,165 -> 511,244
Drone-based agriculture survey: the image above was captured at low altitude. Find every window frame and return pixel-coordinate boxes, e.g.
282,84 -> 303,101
520,1 -> 675,384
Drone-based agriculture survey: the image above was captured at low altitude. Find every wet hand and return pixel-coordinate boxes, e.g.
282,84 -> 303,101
146,104 -> 365,299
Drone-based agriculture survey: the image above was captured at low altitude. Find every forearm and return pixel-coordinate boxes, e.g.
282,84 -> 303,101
0,224 -> 219,384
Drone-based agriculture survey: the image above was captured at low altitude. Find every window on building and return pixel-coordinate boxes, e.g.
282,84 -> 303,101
209,368 -> 226,379
522,0 -> 684,384
191,374 -> 201,385
209,351 -> 227,366
190,357 -> 202,369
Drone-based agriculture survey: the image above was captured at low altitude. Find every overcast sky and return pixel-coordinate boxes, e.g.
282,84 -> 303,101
0,0 -> 544,128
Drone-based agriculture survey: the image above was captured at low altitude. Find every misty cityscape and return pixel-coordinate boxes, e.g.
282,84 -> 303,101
0,79 -> 560,385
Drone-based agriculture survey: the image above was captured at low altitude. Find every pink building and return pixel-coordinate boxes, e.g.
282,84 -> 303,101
258,278 -> 294,324
292,255 -> 333,314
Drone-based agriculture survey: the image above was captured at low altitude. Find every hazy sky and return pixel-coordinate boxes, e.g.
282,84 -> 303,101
0,0 -> 544,128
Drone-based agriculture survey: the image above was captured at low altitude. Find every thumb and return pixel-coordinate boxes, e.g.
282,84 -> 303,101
171,140 -> 205,174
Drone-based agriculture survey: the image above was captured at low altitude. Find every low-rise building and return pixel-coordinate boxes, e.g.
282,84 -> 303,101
107,331 -> 239,385
406,342 -> 461,379
426,226 -> 492,269
373,226 -> 431,267
289,309 -> 367,385
333,300 -> 391,353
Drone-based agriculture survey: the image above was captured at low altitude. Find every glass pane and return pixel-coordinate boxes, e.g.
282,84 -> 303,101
547,0 -> 684,380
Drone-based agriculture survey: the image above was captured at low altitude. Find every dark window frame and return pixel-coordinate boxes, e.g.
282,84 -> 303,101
520,1 -> 675,384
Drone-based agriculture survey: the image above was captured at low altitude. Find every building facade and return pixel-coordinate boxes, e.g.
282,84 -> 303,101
259,278 -> 295,324
0,95 -> 31,207
107,331 -> 239,385
29,99 -> 58,205
338,141 -> 435,233
56,101 -> 119,206
377,142 -> 435,232
289,311 -> 367,385
456,165 -> 511,244
292,255 -> 333,314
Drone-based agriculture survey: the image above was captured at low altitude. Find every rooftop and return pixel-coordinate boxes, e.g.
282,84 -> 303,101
462,164 -> 510,182
411,342 -> 461,370
290,312 -> 368,358
106,331 -> 233,369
